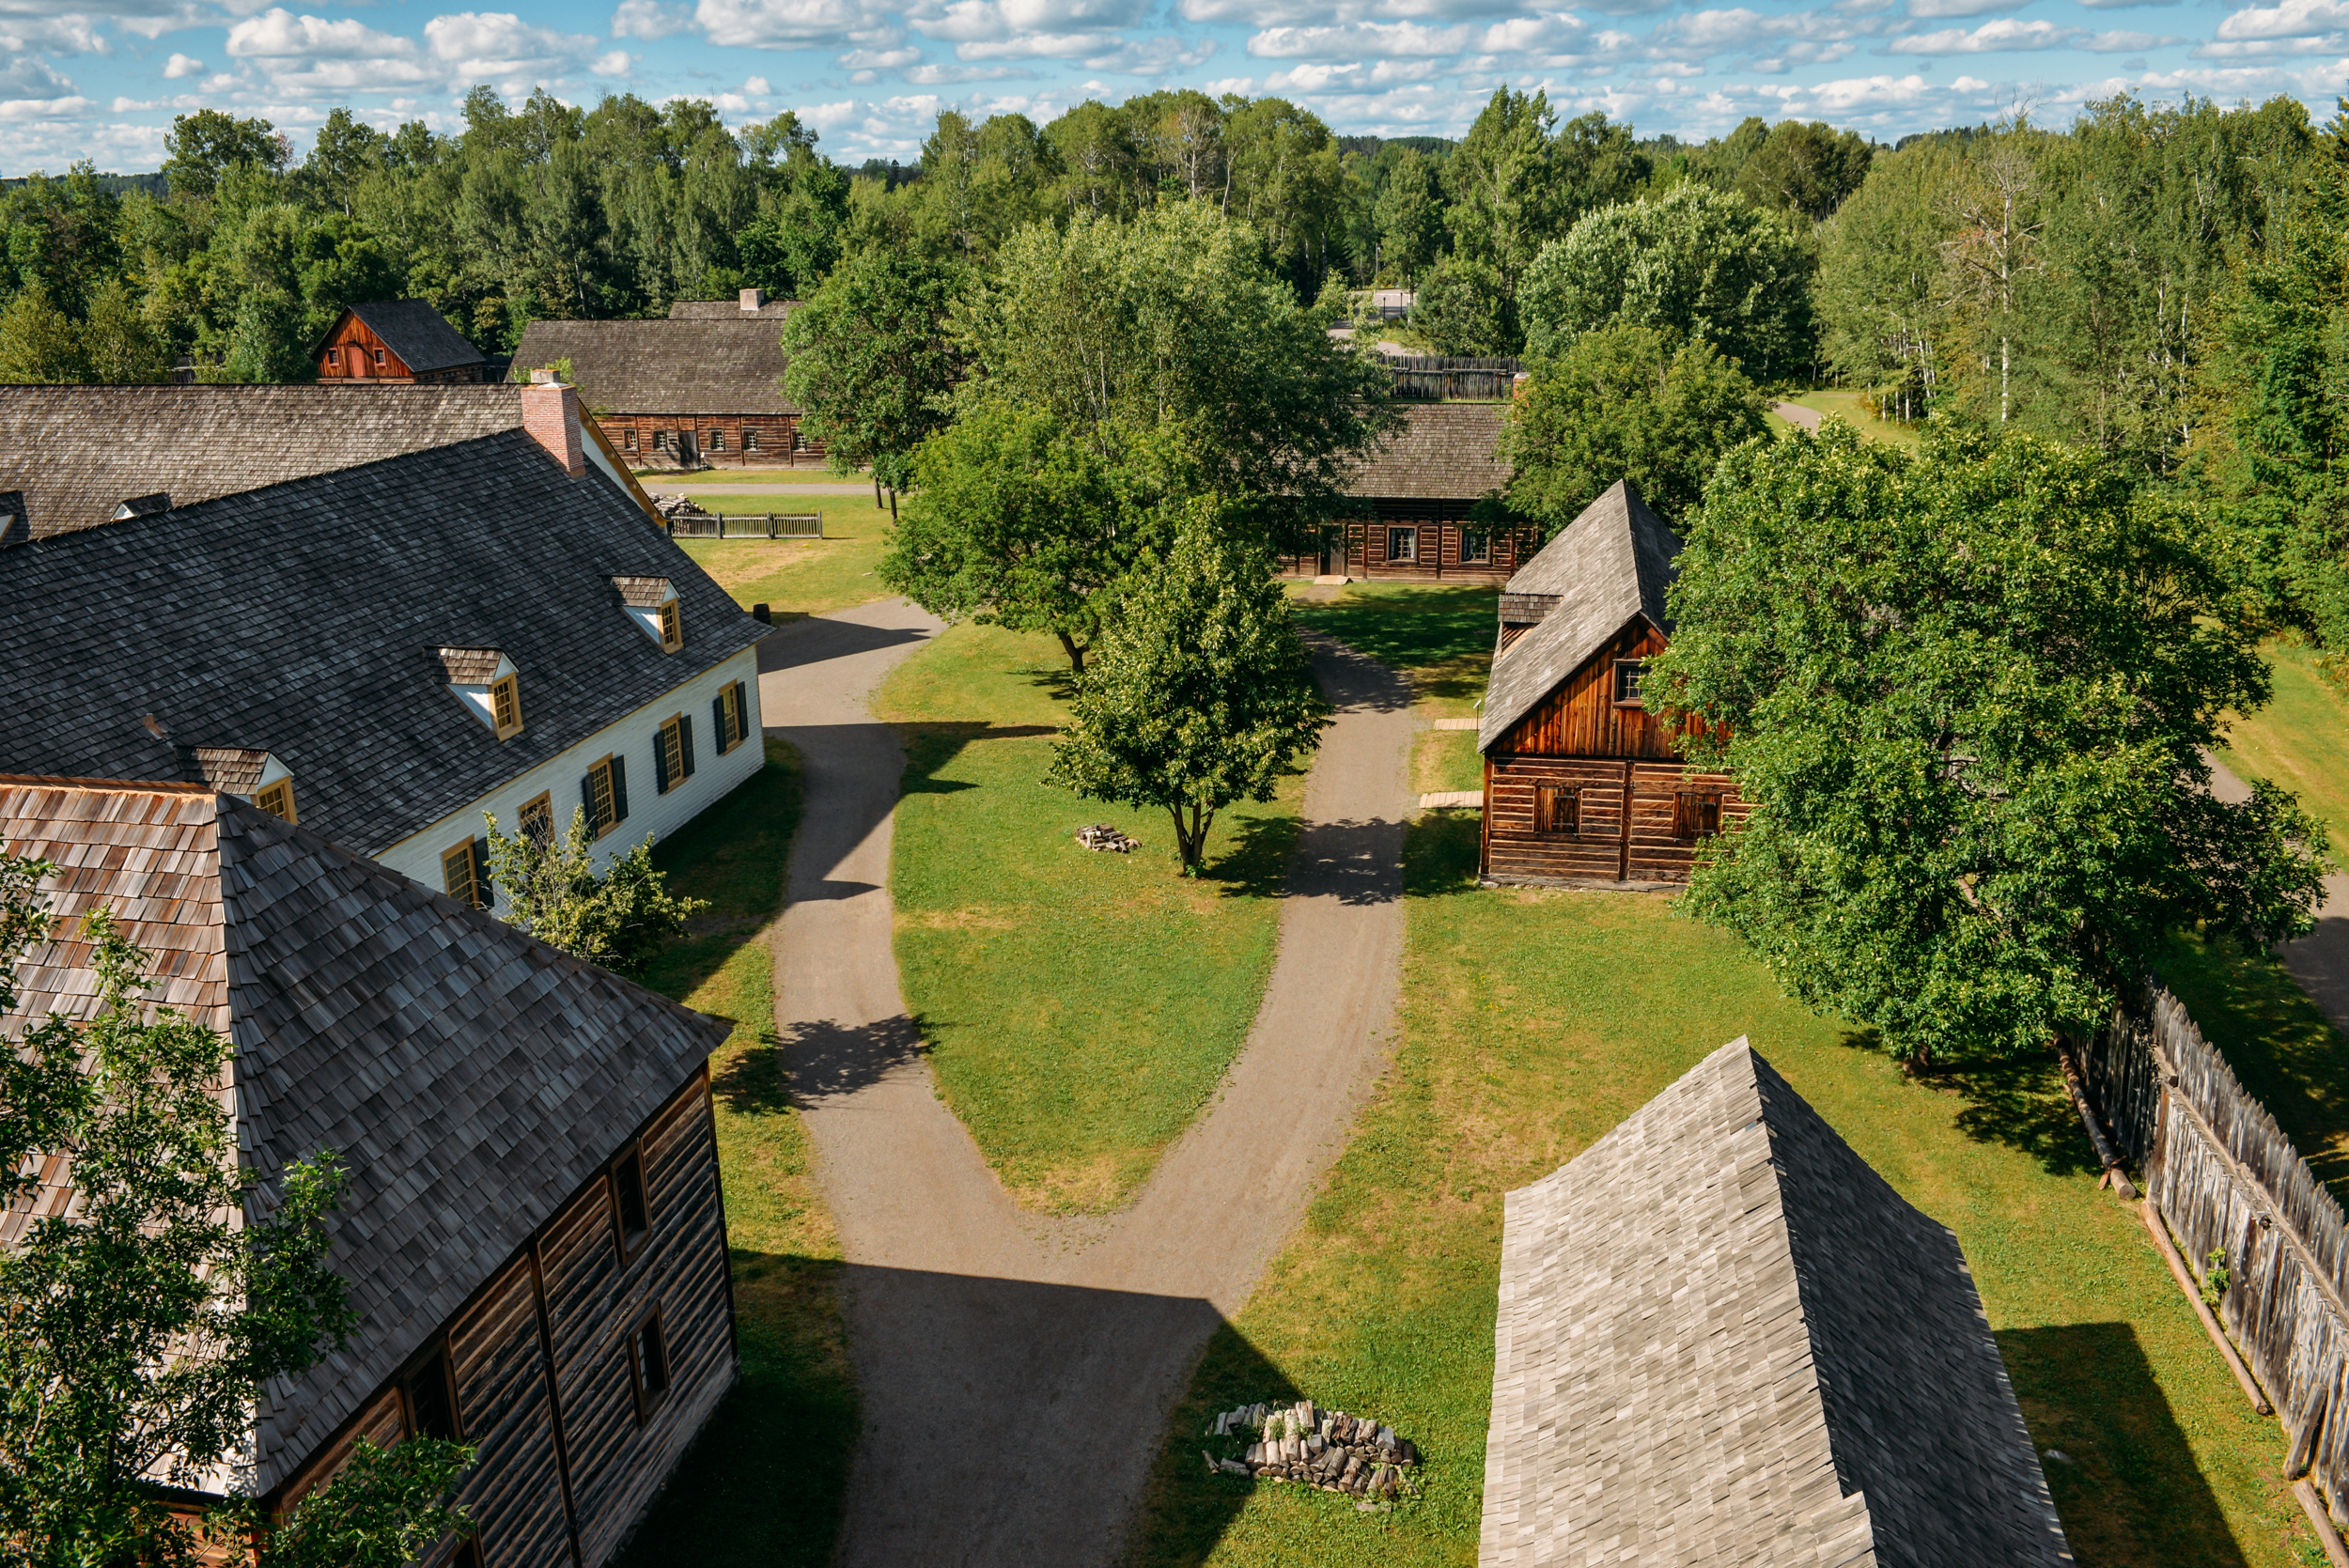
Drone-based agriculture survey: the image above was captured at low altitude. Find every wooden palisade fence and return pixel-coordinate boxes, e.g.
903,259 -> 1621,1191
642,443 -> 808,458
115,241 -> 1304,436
1377,355 -> 1522,402
2081,984 -> 2349,1528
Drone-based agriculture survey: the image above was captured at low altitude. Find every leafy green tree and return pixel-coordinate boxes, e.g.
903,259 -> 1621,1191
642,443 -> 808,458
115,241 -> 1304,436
0,282 -> 84,382
1049,101 -> 1141,219
163,108 -> 289,202
1551,111 -> 1652,221
1518,185 -> 1813,380
783,250 -> 967,497
1444,86 -> 1558,295
1409,254 -> 1511,354
81,277 -> 170,383
0,854 -> 476,1563
481,809 -> 707,981
738,111 -> 848,298
962,201 -> 1392,519
1504,324 -> 1768,525
1046,505 -> 1332,872
882,403 -> 1180,672
235,1437 -> 473,1568
1733,120 -> 1875,221
1815,139 -> 1961,422
216,287 -> 309,383
1373,147 -> 1443,285
1222,97 -> 1347,298
301,108 -> 391,217
1655,422 -> 2330,1072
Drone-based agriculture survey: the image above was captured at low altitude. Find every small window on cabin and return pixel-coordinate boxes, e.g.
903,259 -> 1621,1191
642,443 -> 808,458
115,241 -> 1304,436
613,1144 -> 650,1255
490,674 -> 523,740
404,1345 -> 459,1442
658,599 -> 683,653
1387,526 -> 1417,563
624,427 -> 637,451
1612,658 -> 1648,708
1534,784 -> 1578,837
1460,531 -> 1491,564
520,791 -> 554,844
1673,792 -> 1721,841
653,429 -> 669,451
254,780 -> 297,825
707,428 -> 725,452
586,756 -> 620,838
326,348 -> 340,368
743,427 -> 759,452
442,841 -> 483,907
372,347 -> 385,365
628,1308 -> 671,1425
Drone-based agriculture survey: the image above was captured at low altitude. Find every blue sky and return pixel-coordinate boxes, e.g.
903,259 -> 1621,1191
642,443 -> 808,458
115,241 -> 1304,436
0,0 -> 2341,176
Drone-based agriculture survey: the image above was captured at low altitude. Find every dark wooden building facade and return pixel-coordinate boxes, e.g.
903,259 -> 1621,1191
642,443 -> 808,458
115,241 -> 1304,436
0,777 -> 739,1568
1475,480 -> 1748,887
314,301 -> 488,384
511,298 -> 825,470
1279,402 -> 1532,584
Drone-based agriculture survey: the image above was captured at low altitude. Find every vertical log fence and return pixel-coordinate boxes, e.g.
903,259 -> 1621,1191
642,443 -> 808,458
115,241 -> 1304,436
2081,984 -> 2349,1528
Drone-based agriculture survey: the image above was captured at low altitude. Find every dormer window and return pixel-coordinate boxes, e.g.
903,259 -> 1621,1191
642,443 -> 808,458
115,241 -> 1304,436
435,647 -> 523,740
1612,658 -> 1648,708
184,746 -> 296,822
613,577 -> 683,652
113,492 -> 170,520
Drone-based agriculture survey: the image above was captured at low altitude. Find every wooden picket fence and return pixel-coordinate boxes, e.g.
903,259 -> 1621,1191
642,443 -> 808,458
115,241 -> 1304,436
663,510 -> 822,540
2080,984 -> 2349,1523
1377,355 -> 1522,402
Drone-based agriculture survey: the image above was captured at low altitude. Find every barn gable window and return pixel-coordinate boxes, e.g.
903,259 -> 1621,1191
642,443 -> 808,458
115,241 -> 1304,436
326,348 -> 340,368
1612,658 -> 1648,708
1673,792 -> 1721,840
1534,784 -> 1578,837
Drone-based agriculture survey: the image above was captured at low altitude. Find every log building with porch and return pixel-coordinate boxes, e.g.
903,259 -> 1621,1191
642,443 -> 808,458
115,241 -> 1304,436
511,290 -> 824,470
0,775 -> 739,1568
1475,480 -> 1747,887
1280,403 -> 1532,584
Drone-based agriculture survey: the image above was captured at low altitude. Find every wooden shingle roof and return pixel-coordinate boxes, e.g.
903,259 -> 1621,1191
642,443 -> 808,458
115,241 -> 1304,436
0,429 -> 766,857
0,385 -> 530,540
1343,401 -> 1512,502
0,777 -> 728,1495
1478,480 -> 1679,753
342,301 -> 486,375
510,318 -> 801,415
1482,1039 -> 2072,1568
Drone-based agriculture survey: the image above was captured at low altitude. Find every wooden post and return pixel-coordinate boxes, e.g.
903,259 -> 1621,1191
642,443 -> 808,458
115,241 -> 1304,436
2060,1042 -> 2139,1200
2296,1479 -> 2349,1568
1617,762 -> 1633,883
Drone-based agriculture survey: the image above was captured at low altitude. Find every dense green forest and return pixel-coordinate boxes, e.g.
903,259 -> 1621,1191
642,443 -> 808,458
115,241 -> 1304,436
8,81 -> 2349,650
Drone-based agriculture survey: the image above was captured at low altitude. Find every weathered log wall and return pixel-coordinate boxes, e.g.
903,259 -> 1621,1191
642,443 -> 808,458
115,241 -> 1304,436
2082,986 -> 2349,1523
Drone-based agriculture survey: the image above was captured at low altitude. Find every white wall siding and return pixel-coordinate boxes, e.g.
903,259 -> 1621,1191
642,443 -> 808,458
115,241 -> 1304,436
376,644 -> 767,902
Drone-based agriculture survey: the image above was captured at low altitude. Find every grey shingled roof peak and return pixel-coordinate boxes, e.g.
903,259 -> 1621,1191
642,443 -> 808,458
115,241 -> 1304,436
511,317 -> 801,415
1478,478 -> 1680,753
0,776 -> 730,1495
1480,1037 -> 2072,1568
1343,401 -> 1512,502
339,300 -> 487,375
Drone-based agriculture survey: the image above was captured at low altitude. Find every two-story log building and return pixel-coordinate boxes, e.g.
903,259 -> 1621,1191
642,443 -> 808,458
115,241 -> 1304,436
1475,479 -> 1747,887
0,775 -> 738,1567
313,301 -> 489,384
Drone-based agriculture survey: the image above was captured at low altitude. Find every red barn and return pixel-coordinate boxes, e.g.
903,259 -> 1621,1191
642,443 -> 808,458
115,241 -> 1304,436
314,301 -> 488,384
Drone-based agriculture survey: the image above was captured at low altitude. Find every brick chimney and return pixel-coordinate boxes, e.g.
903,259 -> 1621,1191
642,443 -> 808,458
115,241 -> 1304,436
522,369 -> 585,476
739,287 -> 764,313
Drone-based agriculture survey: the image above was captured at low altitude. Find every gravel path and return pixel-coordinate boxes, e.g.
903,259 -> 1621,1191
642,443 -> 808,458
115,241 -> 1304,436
1773,399 -> 1824,431
2208,756 -> 2349,1033
757,599 -> 1413,1567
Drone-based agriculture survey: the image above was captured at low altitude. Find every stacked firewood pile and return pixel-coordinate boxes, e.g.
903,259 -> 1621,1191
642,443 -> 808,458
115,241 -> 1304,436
1075,824 -> 1139,854
1201,1400 -> 1421,1507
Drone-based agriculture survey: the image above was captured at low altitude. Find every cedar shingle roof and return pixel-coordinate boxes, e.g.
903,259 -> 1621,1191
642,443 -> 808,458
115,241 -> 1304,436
1344,401 -> 1512,502
611,575 -> 673,608
341,301 -> 486,375
0,777 -> 728,1494
1479,480 -> 1679,753
182,746 -> 271,794
0,386 -> 529,540
0,429 -> 766,857
667,298 -> 799,320
511,318 -> 800,415
432,647 -> 505,684
1482,1038 -> 2071,1568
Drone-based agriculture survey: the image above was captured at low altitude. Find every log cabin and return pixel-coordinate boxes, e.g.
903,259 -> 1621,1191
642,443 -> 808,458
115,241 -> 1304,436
1474,479 -> 1747,887
511,291 -> 824,470
0,381 -> 762,901
314,301 -> 489,384
1279,403 -> 1534,583
1482,1037 -> 2072,1567
0,775 -> 739,1568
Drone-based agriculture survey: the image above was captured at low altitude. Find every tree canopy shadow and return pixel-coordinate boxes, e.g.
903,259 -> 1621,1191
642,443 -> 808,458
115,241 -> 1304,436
1997,1322 -> 2250,1568
1829,1026 -> 2102,1183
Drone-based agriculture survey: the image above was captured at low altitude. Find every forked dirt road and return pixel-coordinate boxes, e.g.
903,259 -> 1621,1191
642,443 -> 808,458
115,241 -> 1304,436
755,598 -> 1414,1568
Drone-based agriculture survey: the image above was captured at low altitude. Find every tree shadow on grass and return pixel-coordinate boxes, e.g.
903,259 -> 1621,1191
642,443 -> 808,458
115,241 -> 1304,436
1828,1025 -> 2102,1183
1998,1322 -> 2251,1568
1197,804 -> 1307,901
899,723 -> 1060,799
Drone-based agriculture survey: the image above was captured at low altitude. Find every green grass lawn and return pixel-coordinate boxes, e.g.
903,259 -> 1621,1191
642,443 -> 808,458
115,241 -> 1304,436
673,492 -> 892,619
1294,582 -> 1496,800
1782,386 -> 1922,447
1127,815 -> 2326,1568
611,740 -> 854,1568
876,622 -> 1304,1213
2220,640 -> 2349,863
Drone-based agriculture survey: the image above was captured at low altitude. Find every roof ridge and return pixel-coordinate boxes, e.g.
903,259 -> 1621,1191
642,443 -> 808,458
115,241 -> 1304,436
0,773 -> 214,795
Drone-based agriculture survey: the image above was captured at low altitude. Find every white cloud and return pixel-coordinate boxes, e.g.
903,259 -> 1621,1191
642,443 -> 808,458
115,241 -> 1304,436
0,92 -> 91,116
1248,19 -> 1471,55
2083,28 -> 2178,49
162,49 -> 200,74
2077,0 -> 2179,8
902,58 -> 1029,78
1905,0 -> 2026,16
692,0 -> 890,46
226,9 -> 417,59
838,42 -> 918,65
742,72 -> 769,90
424,10 -> 604,77
611,0 -> 690,37
1886,15 -> 2072,50
2217,0 -> 2349,39
591,46 -> 630,70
